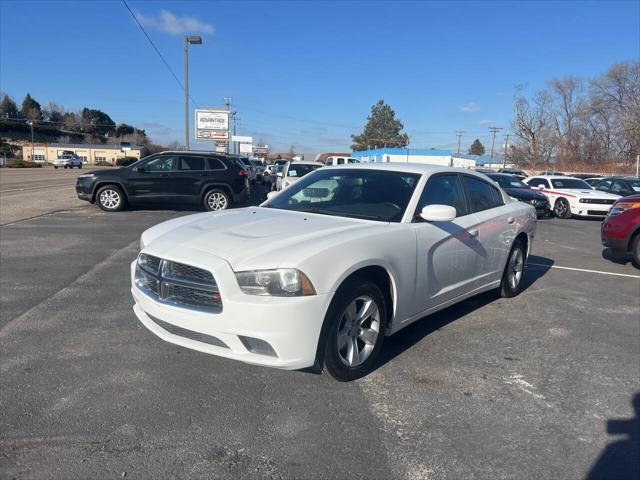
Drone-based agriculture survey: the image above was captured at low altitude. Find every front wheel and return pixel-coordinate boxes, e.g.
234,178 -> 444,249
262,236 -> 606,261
320,279 -> 387,381
554,198 -> 572,219
96,185 -> 125,212
203,189 -> 230,212
78,164 -> 82,169
54,166 -> 58,169
500,239 -> 526,298
632,235 -> 640,270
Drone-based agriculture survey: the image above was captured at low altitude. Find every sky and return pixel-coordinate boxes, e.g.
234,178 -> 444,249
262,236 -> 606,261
1,0 -> 638,155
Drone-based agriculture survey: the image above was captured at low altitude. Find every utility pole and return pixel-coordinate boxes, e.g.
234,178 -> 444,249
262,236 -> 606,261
455,131 -> 463,156
183,35 -> 202,151
488,126 -> 503,163
224,96 -> 232,154
502,133 -> 510,168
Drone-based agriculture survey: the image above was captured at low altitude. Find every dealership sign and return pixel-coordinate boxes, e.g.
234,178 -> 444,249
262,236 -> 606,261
195,109 -> 229,141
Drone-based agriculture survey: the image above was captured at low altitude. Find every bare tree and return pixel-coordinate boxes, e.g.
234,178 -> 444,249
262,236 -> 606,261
512,86 -> 557,171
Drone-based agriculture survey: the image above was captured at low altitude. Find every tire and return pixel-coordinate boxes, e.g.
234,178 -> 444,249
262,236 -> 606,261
203,188 -> 230,212
500,239 -> 527,298
554,198 -> 572,219
64,165 -> 68,169
54,166 -> 58,169
320,278 -> 387,381
632,234 -> 640,270
95,185 -> 125,212
78,164 -> 82,169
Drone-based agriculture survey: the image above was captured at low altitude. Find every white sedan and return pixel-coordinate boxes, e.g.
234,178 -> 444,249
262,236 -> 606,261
132,164 -> 536,381
523,175 -> 621,218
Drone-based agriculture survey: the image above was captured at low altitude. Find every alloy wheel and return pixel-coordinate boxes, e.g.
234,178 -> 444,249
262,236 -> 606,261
336,295 -> 381,367
207,192 -> 228,211
99,189 -> 121,209
508,247 -> 524,290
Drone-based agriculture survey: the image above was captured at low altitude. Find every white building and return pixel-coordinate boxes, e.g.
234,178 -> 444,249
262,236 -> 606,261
352,148 -> 475,168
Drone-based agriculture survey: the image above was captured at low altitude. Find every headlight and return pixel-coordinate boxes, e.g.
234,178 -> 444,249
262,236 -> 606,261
235,269 -> 316,296
77,174 -> 95,180
608,201 -> 640,216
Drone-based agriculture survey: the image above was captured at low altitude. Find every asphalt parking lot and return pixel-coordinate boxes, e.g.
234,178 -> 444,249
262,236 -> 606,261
1,170 -> 639,479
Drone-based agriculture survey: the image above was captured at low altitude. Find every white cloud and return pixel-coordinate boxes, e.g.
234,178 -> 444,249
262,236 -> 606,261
478,120 -> 499,126
460,102 -> 480,113
135,10 -> 214,36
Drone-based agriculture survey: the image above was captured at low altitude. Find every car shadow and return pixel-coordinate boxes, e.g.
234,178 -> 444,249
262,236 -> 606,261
586,393 -> 640,480
373,254 -> 554,372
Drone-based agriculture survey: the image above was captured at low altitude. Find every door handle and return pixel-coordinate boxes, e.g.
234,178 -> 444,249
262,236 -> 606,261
469,229 -> 479,237
507,217 -> 515,224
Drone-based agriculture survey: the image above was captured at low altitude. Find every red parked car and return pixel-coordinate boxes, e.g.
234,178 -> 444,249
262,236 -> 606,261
601,194 -> 640,268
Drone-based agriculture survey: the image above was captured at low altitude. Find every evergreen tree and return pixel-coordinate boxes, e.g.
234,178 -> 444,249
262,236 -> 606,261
351,100 -> 409,151
468,138 -> 486,155
21,93 -> 42,120
0,93 -> 19,118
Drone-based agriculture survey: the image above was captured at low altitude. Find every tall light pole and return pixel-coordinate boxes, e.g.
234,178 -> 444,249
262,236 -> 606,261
184,35 -> 202,151
27,121 -> 34,162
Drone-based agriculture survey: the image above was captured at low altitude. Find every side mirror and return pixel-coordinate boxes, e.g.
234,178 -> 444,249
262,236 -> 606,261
134,166 -> 145,173
419,204 -> 457,222
277,172 -> 283,178
266,191 -> 278,200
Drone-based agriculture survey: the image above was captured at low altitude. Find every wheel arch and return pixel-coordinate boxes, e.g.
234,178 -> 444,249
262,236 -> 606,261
329,262 -> 398,330
515,231 -> 530,258
200,183 -> 232,199
627,223 -> 640,252
92,181 -> 128,203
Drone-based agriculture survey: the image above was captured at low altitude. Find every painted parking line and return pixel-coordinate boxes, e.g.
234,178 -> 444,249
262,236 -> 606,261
527,262 -> 640,279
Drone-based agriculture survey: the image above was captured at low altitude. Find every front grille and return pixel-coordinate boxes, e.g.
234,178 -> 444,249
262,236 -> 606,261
587,210 -> 609,216
580,198 -> 616,205
147,313 -> 229,348
135,255 -> 222,313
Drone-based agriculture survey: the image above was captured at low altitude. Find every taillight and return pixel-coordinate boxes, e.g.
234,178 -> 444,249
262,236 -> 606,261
238,169 -> 245,177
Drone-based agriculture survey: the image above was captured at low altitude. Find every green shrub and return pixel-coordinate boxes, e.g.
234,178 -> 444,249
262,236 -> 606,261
116,156 -> 137,166
94,161 -> 112,167
6,160 -> 42,168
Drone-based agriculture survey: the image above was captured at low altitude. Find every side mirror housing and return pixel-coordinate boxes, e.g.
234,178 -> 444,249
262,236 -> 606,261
134,166 -> 145,173
277,172 -> 283,178
266,191 -> 278,200
419,204 -> 457,222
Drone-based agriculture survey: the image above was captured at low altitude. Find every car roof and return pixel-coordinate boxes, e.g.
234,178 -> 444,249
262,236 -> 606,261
288,161 -> 324,166
529,175 -> 583,181
323,162 -> 494,178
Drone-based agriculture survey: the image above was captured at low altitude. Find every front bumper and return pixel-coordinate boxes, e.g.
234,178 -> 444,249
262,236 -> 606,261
75,181 -> 94,202
130,257 -> 334,370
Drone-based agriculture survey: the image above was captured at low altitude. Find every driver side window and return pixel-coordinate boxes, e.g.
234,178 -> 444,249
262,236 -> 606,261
145,156 -> 176,172
416,174 -> 468,218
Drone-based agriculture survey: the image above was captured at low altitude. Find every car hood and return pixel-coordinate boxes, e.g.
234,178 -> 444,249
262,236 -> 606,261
141,207 -> 388,271
552,189 -> 620,199
503,187 -> 546,201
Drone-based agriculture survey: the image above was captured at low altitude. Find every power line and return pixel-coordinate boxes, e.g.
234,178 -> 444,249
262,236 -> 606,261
488,126 -> 503,161
121,0 -> 200,109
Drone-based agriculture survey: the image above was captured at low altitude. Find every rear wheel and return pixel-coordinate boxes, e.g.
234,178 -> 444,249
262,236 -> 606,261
203,188 -> 230,212
54,166 -> 58,169
96,185 -> 125,212
554,198 -> 572,219
500,239 -> 526,298
320,279 -> 387,381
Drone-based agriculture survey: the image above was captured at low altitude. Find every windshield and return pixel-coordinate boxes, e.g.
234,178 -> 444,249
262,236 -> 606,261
265,168 -> 420,222
488,174 -> 527,189
286,164 -> 322,177
551,178 -> 592,189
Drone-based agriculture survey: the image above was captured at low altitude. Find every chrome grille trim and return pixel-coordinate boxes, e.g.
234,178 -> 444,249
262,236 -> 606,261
147,313 -> 229,348
135,255 -> 222,313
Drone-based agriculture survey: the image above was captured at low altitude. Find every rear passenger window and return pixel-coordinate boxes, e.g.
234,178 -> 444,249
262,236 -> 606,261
206,158 -> 226,170
179,156 -> 205,171
416,174 -> 468,217
462,176 -> 503,212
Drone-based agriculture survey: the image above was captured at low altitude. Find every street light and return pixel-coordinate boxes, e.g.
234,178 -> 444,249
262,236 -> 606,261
184,35 -> 202,151
27,121 -> 34,162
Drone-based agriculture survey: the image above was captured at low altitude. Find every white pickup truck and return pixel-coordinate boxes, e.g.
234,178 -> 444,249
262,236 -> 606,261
53,154 -> 83,169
